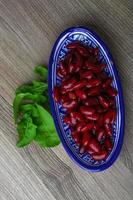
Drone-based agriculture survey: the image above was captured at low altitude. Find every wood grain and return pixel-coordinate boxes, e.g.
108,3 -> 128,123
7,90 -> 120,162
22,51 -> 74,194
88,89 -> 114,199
0,0 -> 133,199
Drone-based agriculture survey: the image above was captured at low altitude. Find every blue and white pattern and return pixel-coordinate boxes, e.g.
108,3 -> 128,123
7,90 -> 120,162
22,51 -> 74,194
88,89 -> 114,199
48,27 -> 124,172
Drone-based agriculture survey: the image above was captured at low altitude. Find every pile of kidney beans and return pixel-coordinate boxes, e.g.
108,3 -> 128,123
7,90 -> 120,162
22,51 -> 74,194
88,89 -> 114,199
53,41 -> 117,161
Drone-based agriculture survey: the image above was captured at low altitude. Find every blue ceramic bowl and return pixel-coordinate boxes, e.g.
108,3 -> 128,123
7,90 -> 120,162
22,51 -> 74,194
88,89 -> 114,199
48,27 -> 124,172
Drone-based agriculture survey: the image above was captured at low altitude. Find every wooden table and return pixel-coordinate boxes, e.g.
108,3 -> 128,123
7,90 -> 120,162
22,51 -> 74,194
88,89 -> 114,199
0,0 -> 133,199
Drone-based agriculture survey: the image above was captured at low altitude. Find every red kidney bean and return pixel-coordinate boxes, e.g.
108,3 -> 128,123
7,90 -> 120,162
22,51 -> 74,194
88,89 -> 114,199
68,91 -> 76,100
107,87 -> 118,97
102,77 -> 112,89
53,86 -> 60,103
59,60 -> 67,76
104,123 -> 112,137
71,117 -> 77,126
81,122 -> 94,132
76,123 -> 84,132
109,98 -> 116,108
92,150 -> 108,161
73,51 -> 83,72
61,94 -> 69,103
68,63 -> 75,73
86,113 -> 100,121
57,68 -> 64,78
98,96 -> 109,109
80,106 -> 95,116
62,77 -> 76,92
104,109 -> 116,124
62,100 -> 77,110
92,47 -> 99,56
99,63 -> 106,71
104,138 -> 113,151
80,70 -> 93,80
87,86 -> 101,96
97,129 -> 105,141
70,112 -> 84,122
97,115 -> 104,127
77,46 -> 89,56
83,97 -> 99,106
88,138 -> 101,153
71,131 -> 80,145
86,79 -> 101,88
72,80 -> 87,90
75,89 -> 87,100
85,60 -> 96,69
96,105 -> 105,113
66,41 -> 80,49
99,72 -> 108,80
80,133 -> 91,154
87,147 -> 95,155
63,116 -> 71,125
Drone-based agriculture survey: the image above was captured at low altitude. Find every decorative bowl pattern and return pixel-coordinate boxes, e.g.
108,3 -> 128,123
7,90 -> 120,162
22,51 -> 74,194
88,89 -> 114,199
48,27 -> 124,172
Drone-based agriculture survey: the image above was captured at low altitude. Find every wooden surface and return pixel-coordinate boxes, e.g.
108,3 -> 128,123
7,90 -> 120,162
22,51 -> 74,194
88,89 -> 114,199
0,0 -> 133,199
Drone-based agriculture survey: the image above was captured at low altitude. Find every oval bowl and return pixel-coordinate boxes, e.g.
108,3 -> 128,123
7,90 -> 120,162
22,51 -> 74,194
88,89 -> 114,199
48,27 -> 124,172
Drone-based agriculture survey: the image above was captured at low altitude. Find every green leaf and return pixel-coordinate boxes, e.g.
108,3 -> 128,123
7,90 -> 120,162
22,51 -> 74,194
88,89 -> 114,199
16,117 -> 37,148
20,104 -> 33,113
34,66 -> 48,80
16,81 -> 48,95
16,85 -> 33,95
13,93 -> 47,123
34,104 -> 60,147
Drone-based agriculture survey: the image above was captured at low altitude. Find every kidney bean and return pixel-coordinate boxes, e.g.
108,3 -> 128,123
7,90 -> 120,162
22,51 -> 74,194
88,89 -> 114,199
62,77 -> 77,92
104,123 -> 112,137
97,115 -> 104,127
76,123 -> 84,132
88,138 -> 101,153
93,47 -> 99,56
66,41 -> 80,49
77,46 -> 89,56
53,86 -> 60,103
92,150 -> 108,161
86,113 -> 100,121
86,79 -> 101,88
70,112 -> 84,122
107,87 -> 118,97
75,89 -> 87,100
85,60 -> 96,69
91,66 -> 101,73
98,96 -> 109,109
104,138 -> 113,151
74,52 -> 83,72
62,100 -> 77,110
109,98 -> 116,108
57,68 -> 64,78
71,117 -> 77,126
87,147 -> 95,155
87,86 -> 101,96
63,116 -> 71,125
83,97 -> 99,106
81,122 -> 94,132
59,60 -> 67,76
80,106 -> 95,116
71,131 -> 80,145
72,80 -> 87,90
102,77 -> 112,89
96,105 -> 105,113
104,109 -> 116,124
97,129 -> 105,141
68,91 -> 76,100
80,70 -> 93,80
61,94 -> 69,103
99,72 -> 108,80
80,133 -> 91,154
68,63 -> 75,73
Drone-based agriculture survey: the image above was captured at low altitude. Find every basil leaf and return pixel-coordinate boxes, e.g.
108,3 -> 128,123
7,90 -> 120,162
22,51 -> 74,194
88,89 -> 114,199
34,66 -> 48,80
16,81 -> 48,95
13,93 -> 47,123
20,104 -> 33,113
34,104 -> 60,147
16,117 -> 37,148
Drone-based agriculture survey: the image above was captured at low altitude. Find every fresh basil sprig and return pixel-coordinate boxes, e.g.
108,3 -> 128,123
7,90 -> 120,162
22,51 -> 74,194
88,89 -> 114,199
13,66 -> 60,148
